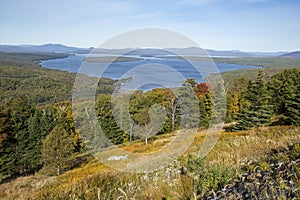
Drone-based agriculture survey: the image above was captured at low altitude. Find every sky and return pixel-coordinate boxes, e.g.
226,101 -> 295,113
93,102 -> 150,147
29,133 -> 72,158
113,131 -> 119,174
0,0 -> 299,52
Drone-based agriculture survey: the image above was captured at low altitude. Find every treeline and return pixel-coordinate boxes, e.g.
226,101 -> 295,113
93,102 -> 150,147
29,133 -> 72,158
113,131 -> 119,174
95,81 -> 213,145
95,68 -> 300,144
0,52 -> 69,64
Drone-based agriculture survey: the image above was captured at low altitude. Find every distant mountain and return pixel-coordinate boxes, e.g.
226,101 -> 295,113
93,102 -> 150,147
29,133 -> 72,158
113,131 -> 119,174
279,51 -> 300,58
0,44 -> 293,58
165,47 -> 253,57
93,47 -> 255,57
0,44 -> 92,54
165,47 -> 285,57
247,51 -> 288,57
205,49 -> 287,57
206,49 -> 254,57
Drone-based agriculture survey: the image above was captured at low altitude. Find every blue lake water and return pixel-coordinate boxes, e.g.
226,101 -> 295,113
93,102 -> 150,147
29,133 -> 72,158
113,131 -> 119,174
41,54 -> 259,90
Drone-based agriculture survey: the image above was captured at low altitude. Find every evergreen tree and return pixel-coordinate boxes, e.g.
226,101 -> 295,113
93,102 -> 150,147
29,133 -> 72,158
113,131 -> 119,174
211,82 -> 226,125
0,104 -> 16,181
269,68 -> 300,125
286,84 -> 300,125
176,85 -> 200,129
232,70 -> 273,131
26,108 -> 55,172
9,96 -> 35,175
195,82 -> 212,129
183,78 -> 197,87
197,93 -> 212,130
96,94 -> 126,144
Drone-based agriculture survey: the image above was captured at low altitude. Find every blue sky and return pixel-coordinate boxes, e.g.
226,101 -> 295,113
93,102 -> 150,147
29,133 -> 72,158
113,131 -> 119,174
0,0 -> 299,51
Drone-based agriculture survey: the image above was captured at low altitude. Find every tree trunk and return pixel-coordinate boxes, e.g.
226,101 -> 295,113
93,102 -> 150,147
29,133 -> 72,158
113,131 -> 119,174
57,165 -> 60,175
130,123 -> 133,142
171,114 -> 175,132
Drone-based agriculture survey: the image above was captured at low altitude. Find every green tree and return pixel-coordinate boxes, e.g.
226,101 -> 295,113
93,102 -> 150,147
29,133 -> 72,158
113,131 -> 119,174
133,104 -> 166,145
42,126 -> 74,175
286,84 -> 300,126
232,70 -> 273,131
96,94 -> 126,144
183,78 -> 197,87
145,88 -> 174,134
8,96 -> 35,175
26,109 -> 44,172
211,82 -> 226,124
26,107 -> 56,172
198,95 -> 212,129
176,85 -> 200,129
269,68 -> 300,125
112,93 -> 134,142
51,101 -> 82,151
0,103 -> 16,181
195,82 -> 212,129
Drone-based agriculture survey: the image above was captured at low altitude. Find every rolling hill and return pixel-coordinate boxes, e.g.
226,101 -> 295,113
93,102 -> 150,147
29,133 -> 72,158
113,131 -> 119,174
0,44 -> 93,54
0,44 -> 289,58
279,51 -> 300,58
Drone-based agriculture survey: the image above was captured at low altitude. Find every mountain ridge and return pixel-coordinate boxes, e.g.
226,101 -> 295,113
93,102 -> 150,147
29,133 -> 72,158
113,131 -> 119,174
0,43 -> 290,57
278,51 -> 300,58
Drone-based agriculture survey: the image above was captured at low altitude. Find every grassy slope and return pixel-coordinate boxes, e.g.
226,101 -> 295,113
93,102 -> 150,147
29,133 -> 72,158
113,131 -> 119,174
0,126 -> 299,199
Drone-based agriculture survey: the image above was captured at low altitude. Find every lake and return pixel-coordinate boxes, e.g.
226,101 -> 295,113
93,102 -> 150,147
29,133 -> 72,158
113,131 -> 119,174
41,54 -> 259,90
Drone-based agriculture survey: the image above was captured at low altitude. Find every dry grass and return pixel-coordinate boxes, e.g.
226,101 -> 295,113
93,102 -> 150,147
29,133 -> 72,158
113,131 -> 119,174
205,126 -> 300,167
0,126 -> 299,199
0,174 -> 56,200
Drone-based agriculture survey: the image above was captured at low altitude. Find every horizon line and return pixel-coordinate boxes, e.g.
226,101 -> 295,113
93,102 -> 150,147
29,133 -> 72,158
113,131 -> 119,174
0,42 -> 296,53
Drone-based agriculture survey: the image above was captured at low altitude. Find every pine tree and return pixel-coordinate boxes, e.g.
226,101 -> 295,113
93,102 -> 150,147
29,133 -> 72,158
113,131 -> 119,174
211,82 -> 226,125
232,70 -> 273,131
95,94 -> 126,144
197,93 -> 212,130
0,104 -> 16,181
26,108 -> 55,173
9,96 -> 35,175
286,84 -> 300,126
195,82 -> 212,129
269,68 -> 300,125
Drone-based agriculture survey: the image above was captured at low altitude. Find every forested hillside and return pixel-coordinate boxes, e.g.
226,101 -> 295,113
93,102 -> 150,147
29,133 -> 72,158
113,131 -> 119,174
0,53 -> 299,199
0,53 -> 115,182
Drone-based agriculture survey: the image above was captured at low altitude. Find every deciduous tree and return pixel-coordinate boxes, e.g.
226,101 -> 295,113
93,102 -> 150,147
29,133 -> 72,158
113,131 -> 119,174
42,126 -> 74,175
